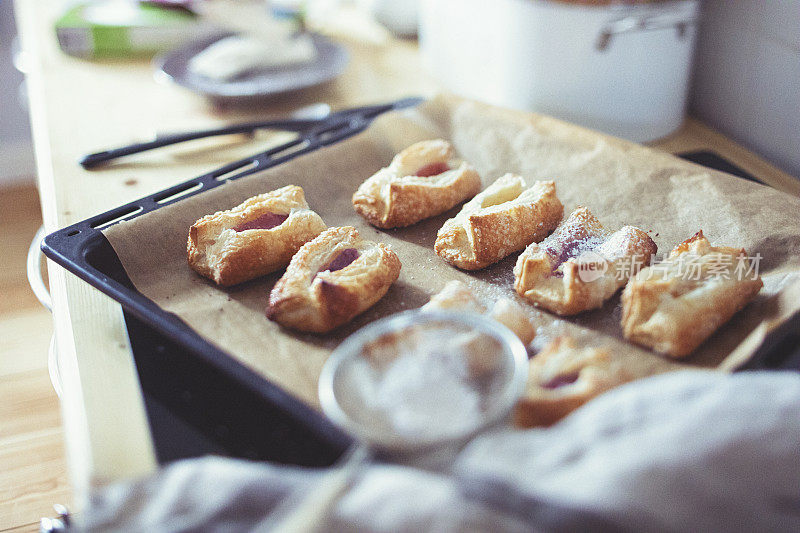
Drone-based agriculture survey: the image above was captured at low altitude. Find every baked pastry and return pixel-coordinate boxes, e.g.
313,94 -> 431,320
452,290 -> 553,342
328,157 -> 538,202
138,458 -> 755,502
422,280 -> 536,344
352,139 -> 482,228
421,279 -> 487,315
514,206 -> 656,315
434,175 -> 563,270
514,336 -> 675,427
421,280 -> 535,376
489,298 -> 537,347
267,226 -> 401,333
621,231 -> 763,358
188,185 -> 326,286
515,337 -> 625,427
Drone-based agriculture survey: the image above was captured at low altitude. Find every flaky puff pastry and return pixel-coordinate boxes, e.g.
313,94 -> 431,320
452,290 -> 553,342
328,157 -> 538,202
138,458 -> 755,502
188,185 -> 326,286
435,175 -> 563,270
621,231 -> 763,358
267,226 -> 401,333
422,280 -> 536,345
514,336 -> 675,427
514,206 -> 656,315
352,139 -> 482,228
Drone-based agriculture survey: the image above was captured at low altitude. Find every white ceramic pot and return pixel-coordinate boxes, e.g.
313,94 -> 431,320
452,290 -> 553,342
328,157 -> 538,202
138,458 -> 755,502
370,0 -> 419,37
419,0 -> 698,142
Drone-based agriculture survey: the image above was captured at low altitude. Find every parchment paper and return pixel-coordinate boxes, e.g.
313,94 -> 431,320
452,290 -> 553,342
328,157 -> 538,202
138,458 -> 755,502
104,94 -> 800,407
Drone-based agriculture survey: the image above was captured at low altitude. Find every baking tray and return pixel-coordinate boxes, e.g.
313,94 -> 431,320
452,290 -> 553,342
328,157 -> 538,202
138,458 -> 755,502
41,98 -> 422,466
42,98 -> 800,465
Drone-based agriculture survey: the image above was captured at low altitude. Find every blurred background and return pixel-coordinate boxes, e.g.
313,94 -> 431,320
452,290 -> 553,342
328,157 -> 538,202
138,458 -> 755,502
0,0 -> 797,528
2,0 -> 799,187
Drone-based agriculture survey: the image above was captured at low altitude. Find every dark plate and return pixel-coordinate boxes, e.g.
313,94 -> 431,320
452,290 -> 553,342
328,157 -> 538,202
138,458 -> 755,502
156,32 -> 349,101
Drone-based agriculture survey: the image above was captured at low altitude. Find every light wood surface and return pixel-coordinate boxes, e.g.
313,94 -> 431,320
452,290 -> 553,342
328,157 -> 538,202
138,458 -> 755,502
0,372 -> 71,531
12,0 -> 799,520
650,118 -> 800,196
13,0 -> 436,512
0,184 -> 70,532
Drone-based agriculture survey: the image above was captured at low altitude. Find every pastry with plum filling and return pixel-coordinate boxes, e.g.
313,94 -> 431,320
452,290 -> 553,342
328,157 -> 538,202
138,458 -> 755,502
267,226 -> 401,333
352,139 -> 482,229
514,206 -> 656,315
621,230 -> 763,358
435,174 -> 563,270
514,336 -> 678,427
188,185 -> 326,286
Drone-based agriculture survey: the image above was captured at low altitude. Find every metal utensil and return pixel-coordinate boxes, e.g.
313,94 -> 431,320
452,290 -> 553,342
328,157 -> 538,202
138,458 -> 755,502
78,102 -> 331,169
265,310 -> 529,533
79,98 -> 422,169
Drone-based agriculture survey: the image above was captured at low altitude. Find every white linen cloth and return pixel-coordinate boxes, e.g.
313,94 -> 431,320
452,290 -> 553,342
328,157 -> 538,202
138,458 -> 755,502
81,371 -> 800,532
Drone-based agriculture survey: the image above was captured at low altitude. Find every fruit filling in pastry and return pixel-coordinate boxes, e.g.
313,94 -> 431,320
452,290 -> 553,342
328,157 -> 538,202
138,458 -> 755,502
319,248 -> 359,273
352,139 -> 482,229
434,174 -> 564,270
621,230 -> 763,358
187,185 -> 326,286
540,371 -> 580,389
514,206 -> 656,315
267,226 -> 401,333
514,336 -> 678,427
233,212 -> 289,232
414,161 -> 450,177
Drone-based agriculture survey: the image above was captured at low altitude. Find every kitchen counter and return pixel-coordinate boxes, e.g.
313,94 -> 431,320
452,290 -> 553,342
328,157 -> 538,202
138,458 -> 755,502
14,0 -> 800,513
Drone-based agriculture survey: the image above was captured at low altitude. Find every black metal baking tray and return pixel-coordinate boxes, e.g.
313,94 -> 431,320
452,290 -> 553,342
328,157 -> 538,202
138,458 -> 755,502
41,97 -> 421,467
41,99 -> 800,466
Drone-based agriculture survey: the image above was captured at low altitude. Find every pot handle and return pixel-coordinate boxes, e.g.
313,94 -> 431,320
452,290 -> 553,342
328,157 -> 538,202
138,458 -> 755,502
27,226 -> 52,311
596,12 -> 696,51
27,227 -> 63,397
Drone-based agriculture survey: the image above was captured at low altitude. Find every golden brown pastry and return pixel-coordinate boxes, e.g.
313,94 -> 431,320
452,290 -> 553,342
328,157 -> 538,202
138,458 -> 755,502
267,226 -> 401,333
514,336 -> 676,427
352,139 -> 482,228
514,206 -> 656,315
621,231 -> 763,358
422,280 -> 536,345
434,174 -> 563,270
421,279 -> 487,315
187,185 -> 326,286
488,298 -> 537,347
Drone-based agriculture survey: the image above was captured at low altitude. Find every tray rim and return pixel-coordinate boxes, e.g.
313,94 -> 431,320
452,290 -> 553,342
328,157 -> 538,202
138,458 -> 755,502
42,98 -> 800,459
41,97 -> 423,453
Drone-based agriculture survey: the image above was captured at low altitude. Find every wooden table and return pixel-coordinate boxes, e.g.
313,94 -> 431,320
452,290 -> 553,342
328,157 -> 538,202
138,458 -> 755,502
14,0 -> 800,515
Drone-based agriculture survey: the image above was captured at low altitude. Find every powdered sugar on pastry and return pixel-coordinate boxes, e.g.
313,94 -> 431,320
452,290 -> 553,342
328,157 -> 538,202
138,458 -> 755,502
352,139 -> 482,228
435,174 -> 563,270
514,206 -> 656,315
